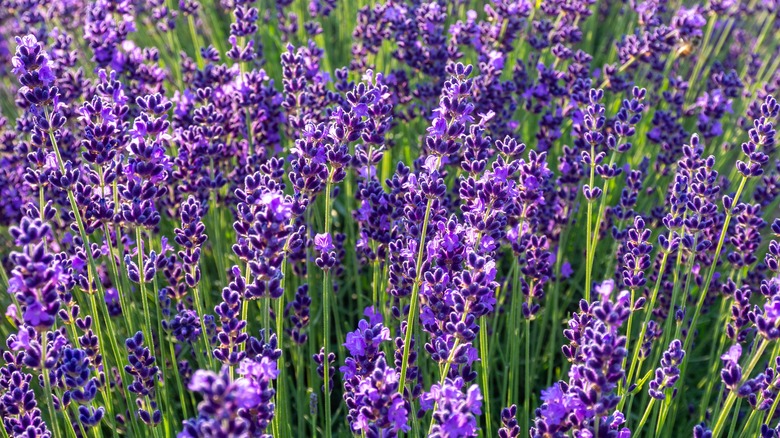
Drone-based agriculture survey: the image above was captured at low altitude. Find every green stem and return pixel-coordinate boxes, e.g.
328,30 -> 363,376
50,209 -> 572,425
103,223 -> 132,334
585,143 -> 595,302
682,176 -> 747,357
635,398 -> 656,436
587,151 -> 617,266
190,262 -> 215,370
618,287 -> 636,395
699,299 -> 730,422
620,251 -> 670,409
274,215 -> 298,437
274,294 -> 288,438
523,317 -> 531,432
546,213 -> 573,386
427,338 -> 463,435
187,15 -> 205,70
727,398 -> 743,438
662,223 -> 690,346
46,110 -> 133,433
398,195 -> 436,389
766,384 -> 780,425
322,177 -> 334,438
168,340 -> 190,420
41,336 -> 62,438
135,227 -> 155,351
711,340 -> 769,436
683,14 -> 717,104
479,316 -> 493,438
507,259 -> 521,405
38,185 -> 45,220
655,396 -> 672,436
740,408 -> 761,438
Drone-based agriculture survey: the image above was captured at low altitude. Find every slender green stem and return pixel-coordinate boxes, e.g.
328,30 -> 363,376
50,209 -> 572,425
740,409 -> 761,438
372,243 -> 380,306
635,398 -> 656,436
187,15 -> 205,70
273,215 -> 298,438
699,299 -> 730,421
586,150 -> 617,275
711,340 -> 769,436
398,197 -> 435,389
41,336 -> 62,438
507,259 -> 521,405
38,185 -> 45,220
479,316 -> 493,438
766,383 -> 780,425
274,293 -> 288,438
682,176 -> 746,357
190,262 -> 215,370
135,227 -> 155,347
662,223 -> 689,344
523,317 -> 531,432
46,109 -> 135,433
546,212 -> 574,386
149,235 -> 174,434
584,141 -> 600,302
726,398 -> 743,438
296,345 -> 306,436
102,223 -> 132,335
620,251 -> 669,409
427,338 -> 462,435
322,177 -> 334,438
683,14 -> 717,104
89,292 -> 114,417
655,395 -> 672,436
168,339 -> 190,420
618,287 -> 636,395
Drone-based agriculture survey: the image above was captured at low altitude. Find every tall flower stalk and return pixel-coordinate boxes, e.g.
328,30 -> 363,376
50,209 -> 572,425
2,3 -> 780,438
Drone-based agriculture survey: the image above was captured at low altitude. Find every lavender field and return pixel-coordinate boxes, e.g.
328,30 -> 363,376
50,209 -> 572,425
0,0 -> 778,437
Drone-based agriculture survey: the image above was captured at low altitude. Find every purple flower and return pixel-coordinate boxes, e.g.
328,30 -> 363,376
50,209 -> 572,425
561,261 -> 573,279
499,405 -> 520,438
764,296 -> 780,322
71,255 -> 86,273
0,366 -> 52,437
595,279 -> 616,299
363,306 -> 383,325
239,356 -> 280,381
9,326 -> 32,351
23,301 -> 54,328
720,344 -> 743,391
540,383 -> 568,426
343,319 -> 390,359
8,217 -> 62,331
286,284 -> 312,345
535,292 -> 629,436
105,288 -> 119,304
648,340 -> 685,400
422,377 -> 482,438
125,332 -> 162,425
314,232 -> 335,252
721,345 -> 742,363
260,192 -> 293,221
182,365 -> 264,437
347,357 -> 409,435
12,35 -> 58,109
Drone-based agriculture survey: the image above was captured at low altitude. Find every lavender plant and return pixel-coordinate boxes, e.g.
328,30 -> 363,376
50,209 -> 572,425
1,1 -> 780,437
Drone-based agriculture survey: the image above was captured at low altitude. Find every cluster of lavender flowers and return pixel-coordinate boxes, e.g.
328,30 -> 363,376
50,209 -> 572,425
1,0 -> 780,437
